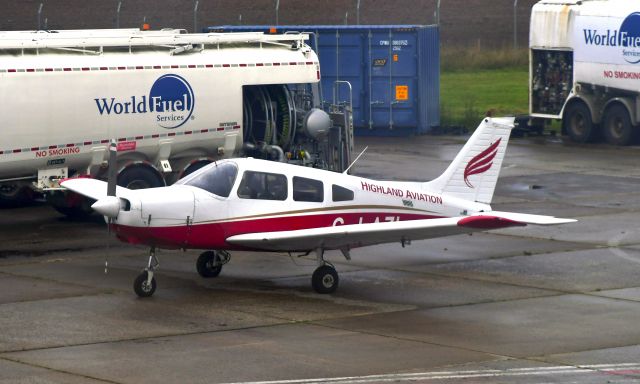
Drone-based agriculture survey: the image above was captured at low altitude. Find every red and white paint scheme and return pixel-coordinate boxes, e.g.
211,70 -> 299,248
62,117 -> 576,297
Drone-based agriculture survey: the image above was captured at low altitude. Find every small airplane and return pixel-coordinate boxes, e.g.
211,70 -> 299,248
62,117 -> 576,297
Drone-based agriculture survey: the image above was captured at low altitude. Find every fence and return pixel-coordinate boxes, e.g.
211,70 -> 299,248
6,0 -> 538,48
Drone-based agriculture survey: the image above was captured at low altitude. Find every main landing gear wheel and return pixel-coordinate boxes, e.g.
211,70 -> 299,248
134,271 -> 156,297
312,265 -> 339,294
196,250 -> 230,278
311,248 -> 340,294
196,251 -> 223,278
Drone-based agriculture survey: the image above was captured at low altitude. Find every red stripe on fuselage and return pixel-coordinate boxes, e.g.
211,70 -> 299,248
112,212 -> 439,250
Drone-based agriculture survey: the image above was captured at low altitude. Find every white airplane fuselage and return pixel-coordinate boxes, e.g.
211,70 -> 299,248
110,157 -> 490,250
61,117 -> 576,296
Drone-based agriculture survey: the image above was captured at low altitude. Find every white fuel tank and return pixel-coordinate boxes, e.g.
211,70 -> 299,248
0,29 -> 320,184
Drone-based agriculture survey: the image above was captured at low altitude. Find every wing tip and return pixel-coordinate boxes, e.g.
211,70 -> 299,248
545,218 -> 578,225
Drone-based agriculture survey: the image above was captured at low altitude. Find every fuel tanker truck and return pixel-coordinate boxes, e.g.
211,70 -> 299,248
0,29 -> 353,215
529,0 -> 640,145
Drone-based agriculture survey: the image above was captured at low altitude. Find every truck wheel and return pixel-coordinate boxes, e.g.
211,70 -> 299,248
563,102 -> 596,143
180,159 -> 211,179
117,166 -> 165,190
48,191 -> 95,219
0,185 -> 38,208
603,104 -> 634,146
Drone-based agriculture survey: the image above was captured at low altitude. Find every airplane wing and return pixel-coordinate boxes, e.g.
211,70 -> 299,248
226,212 -> 573,252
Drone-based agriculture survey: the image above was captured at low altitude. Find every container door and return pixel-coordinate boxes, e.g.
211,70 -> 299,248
317,29 -> 365,128
388,30 -> 419,131
368,29 -> 392,131
367,29 -> 419,133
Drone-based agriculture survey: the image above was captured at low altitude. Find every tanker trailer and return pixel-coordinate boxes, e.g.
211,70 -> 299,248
530,0 -> 640,145
0,29 -> 353,215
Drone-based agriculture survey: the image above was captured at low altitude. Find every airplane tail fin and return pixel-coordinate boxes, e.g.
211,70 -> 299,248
426,117 -> 515,204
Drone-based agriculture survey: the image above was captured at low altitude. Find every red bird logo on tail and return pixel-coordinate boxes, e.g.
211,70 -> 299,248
463,138 -> 501,188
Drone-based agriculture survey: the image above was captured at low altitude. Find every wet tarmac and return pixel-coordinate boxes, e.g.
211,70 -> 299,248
1,135 -> 640,383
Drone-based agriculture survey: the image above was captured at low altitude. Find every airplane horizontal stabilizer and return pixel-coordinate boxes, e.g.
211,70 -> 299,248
482,211 -> 577,225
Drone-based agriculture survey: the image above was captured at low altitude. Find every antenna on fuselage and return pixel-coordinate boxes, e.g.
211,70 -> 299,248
342,146 -> 368,175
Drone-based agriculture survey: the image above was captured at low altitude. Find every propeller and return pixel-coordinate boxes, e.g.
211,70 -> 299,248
107,139 -> 117,197
91,139 -> 119,274
91,140 -> 120,218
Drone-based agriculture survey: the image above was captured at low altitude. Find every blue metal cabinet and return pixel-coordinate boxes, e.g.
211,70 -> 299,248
206,25 -> 440,136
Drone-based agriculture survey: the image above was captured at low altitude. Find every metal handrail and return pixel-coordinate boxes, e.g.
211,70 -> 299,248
332,80 -> 353,110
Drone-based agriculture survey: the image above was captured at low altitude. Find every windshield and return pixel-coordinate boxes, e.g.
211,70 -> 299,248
178,161 -> 238,197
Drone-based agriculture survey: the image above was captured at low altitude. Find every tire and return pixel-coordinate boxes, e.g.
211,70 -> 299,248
47,191 -> 96,220
311,265 -> 339,294
563,102 -> 597,143
51,203 -> 94,220
196,251 -> 222,278
118,165 -> 165,190
603,104 -> 634,146
0,185 -> 38,208
180,160 -> 211,180
134,272 -> 156,297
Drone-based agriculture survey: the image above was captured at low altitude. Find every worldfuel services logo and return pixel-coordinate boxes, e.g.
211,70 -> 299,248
582,12 -> 640,64
94,74 -> 195,129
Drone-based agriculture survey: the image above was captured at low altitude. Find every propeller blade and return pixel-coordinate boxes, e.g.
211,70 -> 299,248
105,139 -> 118,275
107,139 -> 117,197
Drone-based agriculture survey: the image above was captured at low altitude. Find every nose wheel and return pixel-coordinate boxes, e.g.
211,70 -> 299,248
134,247 -> 159,298
133,271 -> 156,297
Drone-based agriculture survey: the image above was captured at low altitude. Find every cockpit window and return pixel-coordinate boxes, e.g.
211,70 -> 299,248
237,171 -> 288,200
179,162 -> 238,197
